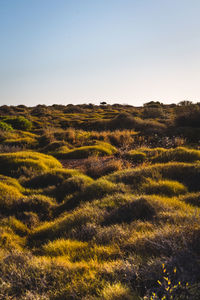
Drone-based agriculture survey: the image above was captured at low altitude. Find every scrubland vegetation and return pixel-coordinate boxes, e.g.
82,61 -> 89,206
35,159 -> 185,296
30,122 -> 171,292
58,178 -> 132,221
0,101 -> 200,299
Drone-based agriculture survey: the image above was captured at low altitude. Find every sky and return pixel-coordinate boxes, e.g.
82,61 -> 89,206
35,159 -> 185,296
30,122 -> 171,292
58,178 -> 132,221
0,0 -> 200,106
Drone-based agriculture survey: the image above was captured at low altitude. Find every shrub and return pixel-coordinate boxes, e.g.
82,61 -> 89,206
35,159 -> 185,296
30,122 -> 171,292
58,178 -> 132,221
142,179 -> 187,197
0,152 -> 62,177
0,121 -> 13,131
4,116 -> 32,131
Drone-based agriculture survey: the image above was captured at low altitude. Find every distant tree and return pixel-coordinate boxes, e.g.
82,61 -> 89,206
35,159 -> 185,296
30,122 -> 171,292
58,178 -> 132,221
100,101 -> 107,105
178,100 -> 193,106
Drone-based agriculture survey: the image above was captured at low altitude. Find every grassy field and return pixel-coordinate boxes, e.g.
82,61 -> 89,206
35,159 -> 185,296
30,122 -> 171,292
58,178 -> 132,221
0,102 -> 200,299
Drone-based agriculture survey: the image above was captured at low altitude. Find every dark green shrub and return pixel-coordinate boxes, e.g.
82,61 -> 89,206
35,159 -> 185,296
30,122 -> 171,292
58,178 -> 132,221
0,121 -> 13,131
4,116 -> 32,131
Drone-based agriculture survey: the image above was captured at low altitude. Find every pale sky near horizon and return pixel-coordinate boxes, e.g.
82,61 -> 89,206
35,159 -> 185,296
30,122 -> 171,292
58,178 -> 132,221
0,0 -> 200,106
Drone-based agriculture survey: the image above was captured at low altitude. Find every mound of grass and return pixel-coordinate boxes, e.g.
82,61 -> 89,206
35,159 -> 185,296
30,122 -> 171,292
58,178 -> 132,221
125,150 -> 147,163
152,147 -> 200,163
0,152 -> 62,177
142,179 -> 187,197
24,168 -> 81,188
0,182 -> 23,211
29,205 -> 104,245
106,162 -> 200,192
56,174 -> 94,201
3,137 -> 37,148
55,142 -> 117,159
79,179 -> 125,201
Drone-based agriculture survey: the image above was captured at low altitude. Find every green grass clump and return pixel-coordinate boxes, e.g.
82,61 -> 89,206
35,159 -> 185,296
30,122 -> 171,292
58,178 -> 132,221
0,151 -> 62,177
4,116 -> 32,131
142,179 -> 187,196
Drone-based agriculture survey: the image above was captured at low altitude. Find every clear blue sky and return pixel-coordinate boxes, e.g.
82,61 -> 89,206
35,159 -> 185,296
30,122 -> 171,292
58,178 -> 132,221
0,0 -> 200,106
